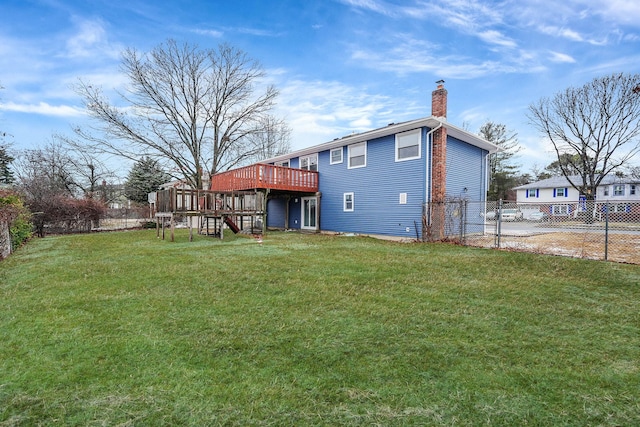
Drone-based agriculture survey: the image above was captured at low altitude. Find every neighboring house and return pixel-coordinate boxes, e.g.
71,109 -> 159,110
210,82 -> 499,240
513,175 -> 640,220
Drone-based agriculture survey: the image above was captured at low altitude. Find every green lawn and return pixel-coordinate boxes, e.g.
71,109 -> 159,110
1,230 -> 638,426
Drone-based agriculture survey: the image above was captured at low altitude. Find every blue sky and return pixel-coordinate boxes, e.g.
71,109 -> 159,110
1,0 -> 639,176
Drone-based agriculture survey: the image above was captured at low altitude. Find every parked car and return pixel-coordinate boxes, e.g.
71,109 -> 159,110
528,211 -> 550,222
500,208 -> 523,221
484,210 -> 496,221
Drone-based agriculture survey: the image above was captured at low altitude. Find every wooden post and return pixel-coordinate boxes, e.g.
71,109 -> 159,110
262,190 -> 269,235
284,195 -> 290,229
170,213 -> 175,242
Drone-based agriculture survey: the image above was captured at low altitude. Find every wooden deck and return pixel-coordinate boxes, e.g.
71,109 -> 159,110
210,164 -> 318,193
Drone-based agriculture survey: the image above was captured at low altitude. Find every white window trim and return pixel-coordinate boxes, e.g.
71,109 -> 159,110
527,189 -> 536,198
552,205 -> 568,216
343,192 -> 354,212
348,142 -> 367,169
300,154 -> 318,171
613,184 -> 625,196
399,193 -> 407,205
395,129 -> 421,162
330,148 -> 343,165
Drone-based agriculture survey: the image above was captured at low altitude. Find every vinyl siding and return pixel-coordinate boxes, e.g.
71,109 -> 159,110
446,136 -> 487,200
267,197 -> 302,229
445,136 -> 489,234
318,130 -> 426,238
266,199 -> 286,228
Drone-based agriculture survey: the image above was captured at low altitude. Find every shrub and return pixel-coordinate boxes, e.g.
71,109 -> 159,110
0,190 -> 32,256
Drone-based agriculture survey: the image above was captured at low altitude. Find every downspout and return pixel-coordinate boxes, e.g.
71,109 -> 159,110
483,152 -> 491,234
425,121 -> 444,235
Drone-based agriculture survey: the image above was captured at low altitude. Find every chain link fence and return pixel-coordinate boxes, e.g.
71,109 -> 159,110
424,199 -> 640,264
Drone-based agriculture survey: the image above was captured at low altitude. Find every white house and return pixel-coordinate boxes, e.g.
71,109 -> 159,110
513,175 -> 640,220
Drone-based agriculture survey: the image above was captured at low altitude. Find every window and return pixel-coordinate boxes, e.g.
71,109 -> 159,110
552,205 -> 568,215
330,148 -> 343,165
604,203 -> 630,213
554,188 -> 566,197
275,160 -> 289,167
631,185 -> 637,196
613,184 -> 625,196
526,189 -> 537,198
399,193 -> 407,205
613,203 -> 630,213
348,142 -> 366,169
343,193 -> 354,212
300,154 -> 318,171
603,186 -> 609,196
395,129 -> 421,161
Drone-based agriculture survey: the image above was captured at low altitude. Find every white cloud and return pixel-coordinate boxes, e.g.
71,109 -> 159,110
549,51 -> 576,63
538,25 -> 585,42
273,77 -> 423,150
0,102 -> 85,118
338,0 -> 397,17
64,17 -> 121,59
595,0 -> 640,25
478,30 -> 517,48
192,28 -> 224,38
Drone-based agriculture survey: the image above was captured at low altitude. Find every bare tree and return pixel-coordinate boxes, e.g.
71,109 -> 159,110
14,142 -> 110,235
230,115 -> 291,166
72,40 -> 280,190
528,73 -> 640,220
16,140 -> 114,198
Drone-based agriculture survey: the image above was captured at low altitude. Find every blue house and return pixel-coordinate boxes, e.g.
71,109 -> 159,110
210,82 -> 498,240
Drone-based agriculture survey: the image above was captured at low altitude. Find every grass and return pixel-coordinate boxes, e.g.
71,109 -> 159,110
0,230 -> 639,426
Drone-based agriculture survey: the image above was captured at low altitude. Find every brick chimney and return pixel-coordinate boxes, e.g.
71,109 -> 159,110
431,79 -> 447,118
430,80 -> 447,240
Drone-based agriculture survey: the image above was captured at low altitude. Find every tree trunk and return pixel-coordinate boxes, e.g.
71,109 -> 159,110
0,220 -> 11,259
584,197 -> 596,224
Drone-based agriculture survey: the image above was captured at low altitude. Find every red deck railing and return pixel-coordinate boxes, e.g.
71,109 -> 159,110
210,164 -> 319,193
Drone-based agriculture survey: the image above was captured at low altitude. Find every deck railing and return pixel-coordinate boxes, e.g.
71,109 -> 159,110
154,188 -> 263,214
210,164 -> 319,192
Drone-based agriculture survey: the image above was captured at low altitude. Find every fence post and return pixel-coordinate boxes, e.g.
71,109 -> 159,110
496,199 -> 503,248
604,203 -> 610,261
459,199 -> 467,244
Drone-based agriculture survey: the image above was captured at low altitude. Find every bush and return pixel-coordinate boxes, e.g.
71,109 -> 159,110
0,190 -> 32,256
29,195 -> 107,237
